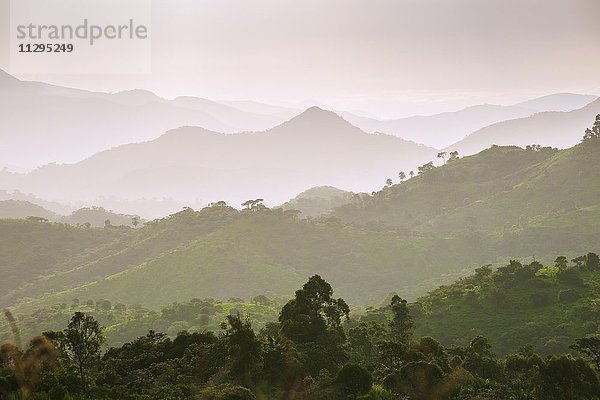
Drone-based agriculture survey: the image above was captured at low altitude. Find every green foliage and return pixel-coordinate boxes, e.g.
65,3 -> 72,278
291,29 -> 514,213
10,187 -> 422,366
582,114 -> 600,142
410,257 -> 600,356
389,296 -> 414,345
45,312 -> 105,395
1,275 -> 599,400
336,364 -> 372,399
570,334 -> 600,371
279,275 -> 349,344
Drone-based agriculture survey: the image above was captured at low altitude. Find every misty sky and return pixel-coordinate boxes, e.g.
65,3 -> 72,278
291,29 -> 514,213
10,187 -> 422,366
1,0 -> 600,118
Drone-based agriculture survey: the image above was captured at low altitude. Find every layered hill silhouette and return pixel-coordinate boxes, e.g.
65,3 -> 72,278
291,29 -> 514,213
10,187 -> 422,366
0,200 -> 141,227
0,107 -> 437,207
0,70 -> 296,168
446,97 -> 600,155
344,93 -> 598,148
2,69 -> 597,170
0,200 -> 57,220
3,139 -> 600,312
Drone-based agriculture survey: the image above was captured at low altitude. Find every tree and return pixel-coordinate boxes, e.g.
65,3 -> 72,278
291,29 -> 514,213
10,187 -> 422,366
437,152 -> 447,165
45,312 -> 104,395
571,255 -> 587,268
582,114 -> 600,142
385,178 -> 393,187
221,313 -> 262,383
279,275 -> 350,343
336,364 -> 373,399
417,162 -> 434,175
251,295 -> 272,306
348,321 -> 387,367
460,336 -> 503,382
448,151 -> 459,162
389,295 -> 414,344
586,252 -> 599,271
409,170 -> 415,179
241,198 -> 266,211
131,215 -> 140,227
104,219 -> 111,228
570,335 -> 600,371
209,200 -> 228,207
536,354 -> 600,400
398,171 -> 406,182
554,256 -> 568,270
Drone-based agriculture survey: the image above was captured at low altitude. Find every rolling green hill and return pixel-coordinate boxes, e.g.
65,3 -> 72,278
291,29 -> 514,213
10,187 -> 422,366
407,256 -> 600,356
2,136 -> 600,319
333,138 -> 600,237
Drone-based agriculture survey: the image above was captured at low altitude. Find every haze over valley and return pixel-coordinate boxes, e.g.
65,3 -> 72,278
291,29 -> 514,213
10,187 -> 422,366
1,1 -> 600,398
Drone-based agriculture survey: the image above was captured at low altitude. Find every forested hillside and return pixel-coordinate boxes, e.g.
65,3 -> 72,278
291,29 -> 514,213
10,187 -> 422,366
3,123 -> 600,314
2,275 -> 598,399
333,133 -> 600,237
408,255 -> 600,356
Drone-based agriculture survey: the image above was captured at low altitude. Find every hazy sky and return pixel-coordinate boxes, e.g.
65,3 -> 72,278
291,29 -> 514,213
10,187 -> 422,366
1,0 -> 600,118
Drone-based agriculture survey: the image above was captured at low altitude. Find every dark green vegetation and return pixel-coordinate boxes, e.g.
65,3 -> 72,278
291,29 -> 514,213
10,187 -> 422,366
1,276 -> 599,399
0,297 -> 283,348
1,205 -> 476,309
389,255 -> 600,356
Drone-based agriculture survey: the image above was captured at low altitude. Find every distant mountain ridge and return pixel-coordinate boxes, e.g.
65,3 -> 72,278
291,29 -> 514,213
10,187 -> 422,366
446,98 -> 600,155
2,69 -> 597,168
0,107 -> 437,206
344,93 -> 598,148
0,70 -> 297,168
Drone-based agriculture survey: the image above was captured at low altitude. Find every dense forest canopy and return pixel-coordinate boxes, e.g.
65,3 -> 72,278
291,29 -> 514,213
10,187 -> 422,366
1,274 -> 599,399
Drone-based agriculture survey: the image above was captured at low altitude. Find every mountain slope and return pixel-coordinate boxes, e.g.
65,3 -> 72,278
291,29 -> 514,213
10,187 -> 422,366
516,93 -> 598,112
0,200 -> 57,220
446,99 -> 600,155
0,107 -> 437,206
333,137 -> 600,239
343,94 -> 597,148
344,104 -> 534,148
4,142 -> 600,313
0,71 -> 292,168
409,258 -> 600,356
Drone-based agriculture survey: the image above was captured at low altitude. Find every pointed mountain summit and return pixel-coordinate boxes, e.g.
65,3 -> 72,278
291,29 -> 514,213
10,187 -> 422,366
270,106 -> 364,138
3,107 -> 437,206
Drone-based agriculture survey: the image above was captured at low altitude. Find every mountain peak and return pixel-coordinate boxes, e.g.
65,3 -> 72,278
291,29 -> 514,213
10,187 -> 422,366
270,106 -> 364,138
301,105 -> 338,117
